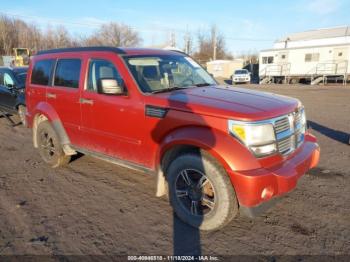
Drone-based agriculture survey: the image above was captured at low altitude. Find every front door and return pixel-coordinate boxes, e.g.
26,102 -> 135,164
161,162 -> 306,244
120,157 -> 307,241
80,54 -> 145,165
0,71 -> 17,112
277,51 -> 289,64
333,47 -> 349,74
333,47 -> 348,61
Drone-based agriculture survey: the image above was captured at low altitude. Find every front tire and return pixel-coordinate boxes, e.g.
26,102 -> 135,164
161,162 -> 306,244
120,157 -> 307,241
167,152 -> 238,231
36,121 -> 70,168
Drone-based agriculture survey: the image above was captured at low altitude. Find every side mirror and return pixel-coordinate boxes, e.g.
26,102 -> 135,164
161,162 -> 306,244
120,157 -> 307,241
6,83 -> 15,89
98,79 -> 125,95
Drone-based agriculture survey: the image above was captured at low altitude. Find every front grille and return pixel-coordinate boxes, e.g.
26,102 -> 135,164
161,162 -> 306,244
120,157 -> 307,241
273,108 -> 305,156
274,117 -> 290,133
294,110 -> 302,128
277,136 -> 293,155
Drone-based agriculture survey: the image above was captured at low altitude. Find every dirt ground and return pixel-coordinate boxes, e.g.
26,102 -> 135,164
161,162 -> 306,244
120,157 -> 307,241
0,84 -> 349,258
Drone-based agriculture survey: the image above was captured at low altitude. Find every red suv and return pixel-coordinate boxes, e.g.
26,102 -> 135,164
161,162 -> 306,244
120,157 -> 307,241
26,47 -> 320,230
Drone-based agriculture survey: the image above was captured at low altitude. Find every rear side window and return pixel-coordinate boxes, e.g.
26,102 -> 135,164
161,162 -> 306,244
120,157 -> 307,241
54,59 -> 81,88
31,59 -> 54,85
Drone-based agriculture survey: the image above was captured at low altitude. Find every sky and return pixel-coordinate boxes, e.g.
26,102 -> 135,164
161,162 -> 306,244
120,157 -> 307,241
1,0 -> 350,56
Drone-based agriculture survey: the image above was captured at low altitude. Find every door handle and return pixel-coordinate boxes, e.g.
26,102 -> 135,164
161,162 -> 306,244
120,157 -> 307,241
79,98 -> 94,105
46,93 -> 56,99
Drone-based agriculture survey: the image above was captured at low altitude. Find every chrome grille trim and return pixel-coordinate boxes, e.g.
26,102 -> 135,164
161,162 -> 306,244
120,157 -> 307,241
274,117 -> 290,133
273,108 -> 305,156
277,136 -> 293,155
229,107 -> 306,158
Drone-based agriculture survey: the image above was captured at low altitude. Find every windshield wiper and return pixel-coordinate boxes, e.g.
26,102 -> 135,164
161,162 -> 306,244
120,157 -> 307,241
151,83 -> 212,94
194,83 -> 212,87
151,86 -> 188,94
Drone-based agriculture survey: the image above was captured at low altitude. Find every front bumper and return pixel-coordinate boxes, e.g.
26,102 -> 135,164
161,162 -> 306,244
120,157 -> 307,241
232,77 -> 250,83
227,134 -> 320,214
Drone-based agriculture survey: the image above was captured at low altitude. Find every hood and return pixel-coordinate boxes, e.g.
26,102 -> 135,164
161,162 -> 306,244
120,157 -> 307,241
154,86 -> 299,121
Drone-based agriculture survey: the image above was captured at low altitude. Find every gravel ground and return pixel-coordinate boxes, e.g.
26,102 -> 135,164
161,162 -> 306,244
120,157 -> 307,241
0,84 -> 349,258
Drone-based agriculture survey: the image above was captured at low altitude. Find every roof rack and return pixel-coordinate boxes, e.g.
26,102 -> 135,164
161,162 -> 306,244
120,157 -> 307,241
37,46 -> 126,55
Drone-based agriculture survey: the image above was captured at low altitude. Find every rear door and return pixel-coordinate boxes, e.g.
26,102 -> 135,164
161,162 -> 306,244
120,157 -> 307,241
27,58 -> 55,118
48,57 -> 83,146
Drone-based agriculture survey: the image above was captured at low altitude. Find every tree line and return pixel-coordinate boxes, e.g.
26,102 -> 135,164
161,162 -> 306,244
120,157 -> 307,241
0,15 -> 233,62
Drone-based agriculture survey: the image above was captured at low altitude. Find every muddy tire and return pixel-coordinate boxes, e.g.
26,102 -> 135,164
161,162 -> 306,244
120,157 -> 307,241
17,105 -> 26,127
36,121 -> 70,168
167,152 -> 238,231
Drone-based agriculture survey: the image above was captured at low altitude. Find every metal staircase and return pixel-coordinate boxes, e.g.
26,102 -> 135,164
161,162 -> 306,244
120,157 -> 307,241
310,76 -> 325,85
259,63 -> 291,84
310,60 -> 348,85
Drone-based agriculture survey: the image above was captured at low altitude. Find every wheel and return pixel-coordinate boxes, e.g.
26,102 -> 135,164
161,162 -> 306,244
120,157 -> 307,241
36,121 -> 70,168
17,105 -> 26,127
167,152 -> 239,231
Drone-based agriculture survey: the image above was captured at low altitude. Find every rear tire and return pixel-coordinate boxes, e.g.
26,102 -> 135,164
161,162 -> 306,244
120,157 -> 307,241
36,121 -> 70,168
167,152 -> 238,231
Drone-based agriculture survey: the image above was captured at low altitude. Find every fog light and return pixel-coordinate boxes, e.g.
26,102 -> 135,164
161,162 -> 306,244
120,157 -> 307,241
261,186 -> 274,200
250,144 -> 276,157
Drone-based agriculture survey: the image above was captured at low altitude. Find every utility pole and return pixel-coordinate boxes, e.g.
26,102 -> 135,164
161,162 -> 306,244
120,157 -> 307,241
184,26 -> 191,54
212,26 -> 217,61
170,31 -> 176,47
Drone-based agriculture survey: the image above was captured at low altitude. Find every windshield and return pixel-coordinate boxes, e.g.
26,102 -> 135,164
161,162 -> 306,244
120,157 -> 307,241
123,54 -> 216,93
234,70 -> 248,75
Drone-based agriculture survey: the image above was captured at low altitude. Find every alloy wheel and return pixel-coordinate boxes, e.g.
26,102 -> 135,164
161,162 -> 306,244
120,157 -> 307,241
175,169 -> 216,216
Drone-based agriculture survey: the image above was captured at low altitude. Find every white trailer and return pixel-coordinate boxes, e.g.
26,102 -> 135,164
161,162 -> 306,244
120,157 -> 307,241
259,26 -> 350,85
0,56 -> 15,67
206,59 -> 244,79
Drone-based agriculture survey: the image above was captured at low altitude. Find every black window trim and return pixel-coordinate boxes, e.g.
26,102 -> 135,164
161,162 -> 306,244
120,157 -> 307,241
52,58 -> 82,89
49,58 -> 58,87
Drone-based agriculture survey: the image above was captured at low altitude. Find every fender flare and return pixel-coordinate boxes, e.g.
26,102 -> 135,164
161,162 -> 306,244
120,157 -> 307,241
154,126 -> 261,197
32,102 -> 75,155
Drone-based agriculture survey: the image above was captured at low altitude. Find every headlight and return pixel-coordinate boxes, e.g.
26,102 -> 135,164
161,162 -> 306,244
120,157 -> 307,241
228,120 -> 277,157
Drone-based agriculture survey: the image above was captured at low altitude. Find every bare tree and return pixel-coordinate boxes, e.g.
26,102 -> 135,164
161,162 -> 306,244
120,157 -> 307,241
193,25 -> 233,63
41,26 -> 74,50
0,15 -> 142,56
0,14 -> 235,65
0,16 -> 17,55
84,22 -> 141,47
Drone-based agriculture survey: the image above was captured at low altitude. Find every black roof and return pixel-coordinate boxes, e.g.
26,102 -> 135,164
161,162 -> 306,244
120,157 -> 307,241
37,46 -> 126,55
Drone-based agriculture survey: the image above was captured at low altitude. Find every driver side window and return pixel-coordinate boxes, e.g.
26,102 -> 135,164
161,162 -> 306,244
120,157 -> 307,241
87,59 -> 123,92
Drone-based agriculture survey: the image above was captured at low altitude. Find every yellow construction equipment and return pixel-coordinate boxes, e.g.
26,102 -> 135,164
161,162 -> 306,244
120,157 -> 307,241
12,48 -> 30,66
